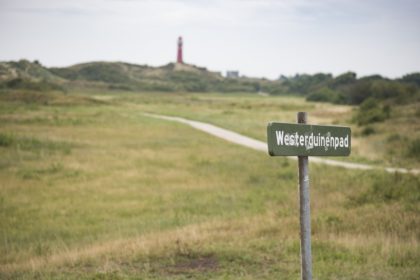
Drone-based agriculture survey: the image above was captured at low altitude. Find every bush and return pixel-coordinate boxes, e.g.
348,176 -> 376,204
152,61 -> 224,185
3,78 -> 64,92
344,80 -> 372,105
416,107 -> 420,118
330,72 -> 357,88
354,98 -> 391,125
306,88 -> 340,103
387,133 -> 401,142
0,133 -> 14,147
401,72 -> 420,87
407,138 -> 420,158
370,80 -> 417,104
361,126 -> 375,136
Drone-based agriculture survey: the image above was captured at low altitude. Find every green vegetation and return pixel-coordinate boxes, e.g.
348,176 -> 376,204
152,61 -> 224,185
407,138 -> 420,158
0,91 -> 419,279
52,62 -> 280,93
1,78 -> 65,92
360,126 -> 376,137
306,87 -> 343,103
278,71 -> 420,145
0,132 -> 71,150
109,91 -> 419,169
2,59 -> 419,108
349,172 -> 420,205
353,98 -> 391,125
279,72 -> 420,106
0,133 -> 14,147
50,62 -> 132,84
0,90 -> 105,106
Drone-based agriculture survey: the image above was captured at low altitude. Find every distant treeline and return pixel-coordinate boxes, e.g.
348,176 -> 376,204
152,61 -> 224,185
272,72 -> 420,127
274,72 -> 420,105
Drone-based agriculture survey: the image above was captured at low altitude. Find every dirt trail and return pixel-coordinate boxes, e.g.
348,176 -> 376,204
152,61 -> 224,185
144,113 -> 419,175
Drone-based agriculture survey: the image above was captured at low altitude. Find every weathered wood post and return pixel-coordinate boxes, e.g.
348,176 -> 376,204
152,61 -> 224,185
267,112 -> 351,280
297,112 -> 312,280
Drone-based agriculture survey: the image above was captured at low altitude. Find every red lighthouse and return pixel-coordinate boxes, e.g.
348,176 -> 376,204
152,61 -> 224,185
177,36 -> 183,64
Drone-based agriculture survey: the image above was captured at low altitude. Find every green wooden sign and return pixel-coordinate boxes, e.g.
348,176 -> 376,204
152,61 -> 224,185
267,122 -> 351,156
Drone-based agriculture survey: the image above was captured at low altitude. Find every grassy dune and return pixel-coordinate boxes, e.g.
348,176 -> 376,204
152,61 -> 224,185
0,91 -> 419,279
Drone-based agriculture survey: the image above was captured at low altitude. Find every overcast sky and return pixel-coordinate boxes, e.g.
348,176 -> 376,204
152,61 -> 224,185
0,0 -> 419,79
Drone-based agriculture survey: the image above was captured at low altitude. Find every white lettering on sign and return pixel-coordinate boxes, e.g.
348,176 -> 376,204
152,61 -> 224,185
275,130 -> 349,151
276,131 -> 284,145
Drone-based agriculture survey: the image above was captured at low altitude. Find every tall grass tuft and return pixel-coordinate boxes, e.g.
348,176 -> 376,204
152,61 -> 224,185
349,172 -> 420,205
0,133 -> 14,147
407,138 -> 420,158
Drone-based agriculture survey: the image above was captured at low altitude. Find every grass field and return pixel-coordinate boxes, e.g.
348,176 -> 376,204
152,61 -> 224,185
108,91 -> 420,168
0,90 -> 419,279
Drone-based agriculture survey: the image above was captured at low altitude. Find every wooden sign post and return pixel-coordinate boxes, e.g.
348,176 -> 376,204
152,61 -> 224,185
267,112 -> 351,280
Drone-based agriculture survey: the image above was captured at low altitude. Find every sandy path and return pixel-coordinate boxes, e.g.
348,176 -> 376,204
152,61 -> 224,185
144,113 -> 419,175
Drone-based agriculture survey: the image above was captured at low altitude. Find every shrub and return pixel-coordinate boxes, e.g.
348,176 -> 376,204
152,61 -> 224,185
354,98 -> 391,125
416,107 -> 420,118
387,133 -> 401,142
306,88 -> 340,103
401,72 -> 420,87
0,133 -> 14,147
370,80 -> 417,104
407,138 -> 420,158
361,126 -> 375,136
4,78 -> 64,92
344,80 -> 372,105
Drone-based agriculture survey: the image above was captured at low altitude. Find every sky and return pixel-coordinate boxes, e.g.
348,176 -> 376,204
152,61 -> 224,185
0,0 -> 419,79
